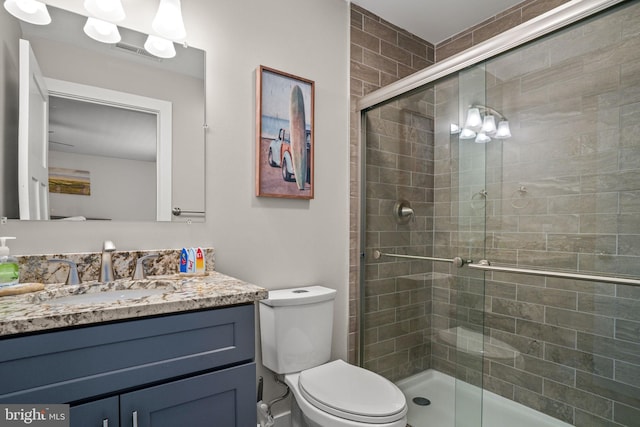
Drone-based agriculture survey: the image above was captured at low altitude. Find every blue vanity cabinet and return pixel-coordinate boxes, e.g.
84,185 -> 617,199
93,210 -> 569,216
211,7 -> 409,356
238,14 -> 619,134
0,304 -> 257,427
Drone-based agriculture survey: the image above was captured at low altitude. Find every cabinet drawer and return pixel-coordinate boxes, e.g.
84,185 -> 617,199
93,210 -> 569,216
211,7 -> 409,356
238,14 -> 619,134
0,304 -> 255,403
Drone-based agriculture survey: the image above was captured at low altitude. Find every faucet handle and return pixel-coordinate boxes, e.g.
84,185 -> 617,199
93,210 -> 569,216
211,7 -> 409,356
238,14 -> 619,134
48,259 -> 81,286
133,254 -> 159,280
103,240 -> 116,252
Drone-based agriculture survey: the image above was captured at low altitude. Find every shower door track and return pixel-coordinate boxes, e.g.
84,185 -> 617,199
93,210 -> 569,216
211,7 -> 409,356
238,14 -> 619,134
356,0 -> 625,112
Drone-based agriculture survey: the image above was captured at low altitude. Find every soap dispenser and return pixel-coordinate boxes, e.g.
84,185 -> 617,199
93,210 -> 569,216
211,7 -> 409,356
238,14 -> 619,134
0,237 -> 19,287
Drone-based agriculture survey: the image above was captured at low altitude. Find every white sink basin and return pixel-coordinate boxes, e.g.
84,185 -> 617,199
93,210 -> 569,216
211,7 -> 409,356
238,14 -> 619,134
46,288 -> 169,305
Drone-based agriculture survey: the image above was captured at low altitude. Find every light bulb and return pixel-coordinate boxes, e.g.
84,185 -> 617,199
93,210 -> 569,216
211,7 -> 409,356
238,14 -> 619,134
464,107 -> 482,131
475,132 -> 491,143
84,0 -> 125,22
450,123 -> 460,134
84,17 -> 121,43
144,35 -> 176,58
481,115 -> 497,134
459,128 -> 476,139
152,0 -> 187,41
494,120 -> 512,139
3,0 -> 51,25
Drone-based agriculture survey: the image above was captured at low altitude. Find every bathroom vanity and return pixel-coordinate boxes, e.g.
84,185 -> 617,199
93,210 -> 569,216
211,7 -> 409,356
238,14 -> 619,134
0,271 -> 267,427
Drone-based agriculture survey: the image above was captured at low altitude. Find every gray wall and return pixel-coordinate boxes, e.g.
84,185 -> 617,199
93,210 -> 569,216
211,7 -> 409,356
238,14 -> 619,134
0,9 -> 20,219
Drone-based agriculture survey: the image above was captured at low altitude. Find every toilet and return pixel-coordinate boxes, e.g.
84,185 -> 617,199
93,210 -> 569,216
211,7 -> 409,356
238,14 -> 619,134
259,286 -> 408,427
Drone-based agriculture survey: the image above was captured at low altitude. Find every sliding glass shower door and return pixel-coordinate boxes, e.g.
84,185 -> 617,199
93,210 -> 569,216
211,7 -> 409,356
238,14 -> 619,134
360,67 -> 486,427
360,2 -> 640,426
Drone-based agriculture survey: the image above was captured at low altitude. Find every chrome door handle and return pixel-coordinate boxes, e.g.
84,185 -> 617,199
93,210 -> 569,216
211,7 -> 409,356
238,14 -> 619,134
132,411 -> 138,427
102,419 -> 108,427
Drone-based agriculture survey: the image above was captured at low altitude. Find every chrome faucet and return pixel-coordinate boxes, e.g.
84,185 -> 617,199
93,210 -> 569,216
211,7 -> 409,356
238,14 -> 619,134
100,240 -> 116,282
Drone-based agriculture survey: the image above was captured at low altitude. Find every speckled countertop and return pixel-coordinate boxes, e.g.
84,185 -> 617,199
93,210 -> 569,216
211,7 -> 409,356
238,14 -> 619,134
0,272 -> 268,337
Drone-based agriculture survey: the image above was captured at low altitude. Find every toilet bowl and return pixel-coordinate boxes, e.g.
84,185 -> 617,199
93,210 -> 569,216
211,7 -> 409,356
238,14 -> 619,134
286,360 -> 407,427
259,286 -> 407,427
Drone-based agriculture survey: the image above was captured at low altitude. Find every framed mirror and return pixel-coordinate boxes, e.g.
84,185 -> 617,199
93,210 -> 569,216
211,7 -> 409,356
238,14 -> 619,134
0,5 -> 206,222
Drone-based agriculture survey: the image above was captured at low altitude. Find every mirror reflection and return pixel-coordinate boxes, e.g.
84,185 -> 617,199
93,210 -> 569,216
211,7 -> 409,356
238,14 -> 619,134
0,5 -> 205,222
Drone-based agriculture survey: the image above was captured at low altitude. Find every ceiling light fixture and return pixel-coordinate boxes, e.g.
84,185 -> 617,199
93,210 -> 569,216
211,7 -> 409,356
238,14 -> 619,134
83,0 -> 125,22
152,0 -> 187,41
3,0 -> 51,25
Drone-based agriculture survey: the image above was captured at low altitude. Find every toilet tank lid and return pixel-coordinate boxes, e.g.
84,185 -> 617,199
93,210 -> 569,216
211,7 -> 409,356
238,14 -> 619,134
260,286 -> 337,307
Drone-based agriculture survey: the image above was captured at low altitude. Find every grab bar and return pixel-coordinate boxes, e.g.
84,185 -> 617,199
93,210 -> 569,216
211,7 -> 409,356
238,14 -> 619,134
373,250 -> 470,268
468,260 -> 640,287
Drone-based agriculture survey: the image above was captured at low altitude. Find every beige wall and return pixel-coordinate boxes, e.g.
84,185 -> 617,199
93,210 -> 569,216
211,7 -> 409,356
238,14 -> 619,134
2,0 -> 350,411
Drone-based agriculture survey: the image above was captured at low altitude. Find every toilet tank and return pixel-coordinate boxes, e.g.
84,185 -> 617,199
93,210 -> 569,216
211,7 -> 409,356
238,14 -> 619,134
259,286 -> 337,374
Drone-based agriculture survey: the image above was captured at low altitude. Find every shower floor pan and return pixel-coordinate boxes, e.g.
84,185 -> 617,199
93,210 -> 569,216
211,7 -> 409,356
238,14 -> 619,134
396,370 -> 570,427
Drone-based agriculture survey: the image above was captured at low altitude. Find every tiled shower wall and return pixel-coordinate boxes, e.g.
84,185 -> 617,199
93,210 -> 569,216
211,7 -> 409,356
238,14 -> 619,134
430,3 -> 640,426
349,0 -> 574,365
349,4 -> 434,364
362,92 -> 436,381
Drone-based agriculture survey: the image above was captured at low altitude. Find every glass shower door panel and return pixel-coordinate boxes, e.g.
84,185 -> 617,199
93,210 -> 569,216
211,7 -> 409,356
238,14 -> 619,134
478,2 -> 640,424
452,65 -> 489,427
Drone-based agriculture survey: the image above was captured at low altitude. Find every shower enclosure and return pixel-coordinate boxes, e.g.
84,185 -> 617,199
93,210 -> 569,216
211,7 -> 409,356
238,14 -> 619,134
358,0 -> 640,426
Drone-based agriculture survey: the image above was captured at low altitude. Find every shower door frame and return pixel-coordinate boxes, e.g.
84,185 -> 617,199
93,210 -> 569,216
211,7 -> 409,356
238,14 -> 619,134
356,0 -> 624,113
356,0 -> 629,423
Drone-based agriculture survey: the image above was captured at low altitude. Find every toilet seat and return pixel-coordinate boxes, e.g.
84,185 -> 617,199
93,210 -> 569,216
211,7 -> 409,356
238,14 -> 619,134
298,360 -> 407,424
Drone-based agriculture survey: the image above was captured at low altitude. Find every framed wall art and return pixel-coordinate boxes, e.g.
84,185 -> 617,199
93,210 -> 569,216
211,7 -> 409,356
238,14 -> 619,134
256,65 -> 314,199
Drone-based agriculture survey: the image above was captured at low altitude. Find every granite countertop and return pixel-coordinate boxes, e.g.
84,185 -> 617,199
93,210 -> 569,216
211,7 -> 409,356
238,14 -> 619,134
0,272 -> 268,337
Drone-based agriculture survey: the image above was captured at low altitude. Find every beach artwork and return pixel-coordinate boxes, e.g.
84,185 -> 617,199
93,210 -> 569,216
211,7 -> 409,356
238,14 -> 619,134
256,65 -> 314,199
48,167 -> 91,195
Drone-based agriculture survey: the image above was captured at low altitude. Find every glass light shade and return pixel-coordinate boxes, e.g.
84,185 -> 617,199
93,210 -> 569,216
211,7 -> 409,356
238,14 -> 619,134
4,0 -> 51,25
152,0 -> 187,41
450,123 -> 460,134
494,120 -> 512,139
481,115 -> 497,134
144,35 -> 176,58
475,132 -> 491,143
464,107 -> 482,131
84,17 -> 121,43
459,128 -> 476,139
84,0 -> 125,22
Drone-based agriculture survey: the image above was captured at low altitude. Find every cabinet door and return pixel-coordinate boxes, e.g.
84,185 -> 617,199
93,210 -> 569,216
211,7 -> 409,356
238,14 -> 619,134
70,396 -> 119,427
120,363 -> 256,427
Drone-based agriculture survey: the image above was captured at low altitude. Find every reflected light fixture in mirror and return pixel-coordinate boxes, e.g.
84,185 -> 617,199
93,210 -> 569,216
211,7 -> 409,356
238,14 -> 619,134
494,120 -> 512,139
83,17 -> 121,43
460,104 -> 512,143
152,0 -> 187,41
83,0 -> 125,22
3,0 -> 50,25
144,35 -> 176,58
464,107 -> 482,131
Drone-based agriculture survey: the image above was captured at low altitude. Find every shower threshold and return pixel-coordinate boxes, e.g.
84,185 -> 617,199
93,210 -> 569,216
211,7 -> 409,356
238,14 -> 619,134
396,370 -> 571,427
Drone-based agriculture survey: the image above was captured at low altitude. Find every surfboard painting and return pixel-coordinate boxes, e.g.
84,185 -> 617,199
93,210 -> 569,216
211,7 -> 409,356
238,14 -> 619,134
289,85 -> 307,191
256,66 -> 314,199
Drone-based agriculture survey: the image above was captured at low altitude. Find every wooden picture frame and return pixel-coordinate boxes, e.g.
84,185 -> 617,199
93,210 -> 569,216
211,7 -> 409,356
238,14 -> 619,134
256,66 -> 314,199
